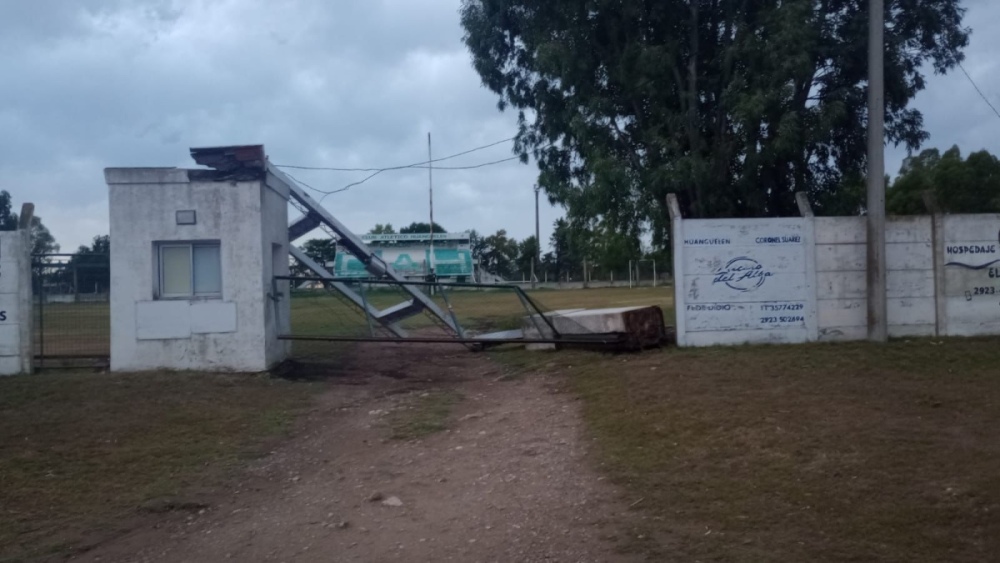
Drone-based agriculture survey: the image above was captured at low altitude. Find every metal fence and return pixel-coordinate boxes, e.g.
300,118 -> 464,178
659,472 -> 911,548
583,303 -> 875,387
32,255 -> 110,368
282,276 -> 637,362
509,260 -> 669,288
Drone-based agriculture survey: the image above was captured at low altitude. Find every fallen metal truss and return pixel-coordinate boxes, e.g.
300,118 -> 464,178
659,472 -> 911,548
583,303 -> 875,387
273,276 -> 629,349
188,145 -> 626,349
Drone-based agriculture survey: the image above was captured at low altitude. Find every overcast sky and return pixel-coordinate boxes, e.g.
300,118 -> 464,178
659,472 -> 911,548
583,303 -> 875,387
2,0 -> 999,253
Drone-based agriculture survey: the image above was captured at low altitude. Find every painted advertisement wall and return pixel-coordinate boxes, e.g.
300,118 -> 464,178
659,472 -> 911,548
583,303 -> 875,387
672,206 -> 1000,346
940,214 -> 1000,336
673,218 -> 817,346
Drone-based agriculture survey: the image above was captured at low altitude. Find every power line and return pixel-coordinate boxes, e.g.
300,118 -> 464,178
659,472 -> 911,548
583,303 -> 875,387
283,154 -> 525,202
412,156 -> 521,170
274,136 -> 516,172
958,62 -> 1000,122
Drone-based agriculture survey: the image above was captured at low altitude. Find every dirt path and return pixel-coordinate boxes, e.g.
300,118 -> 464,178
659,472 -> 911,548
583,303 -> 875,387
78,345 -> 645,563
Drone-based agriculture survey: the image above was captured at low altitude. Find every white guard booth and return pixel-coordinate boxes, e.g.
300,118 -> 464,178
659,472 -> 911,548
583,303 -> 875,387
106,146 -> 290,372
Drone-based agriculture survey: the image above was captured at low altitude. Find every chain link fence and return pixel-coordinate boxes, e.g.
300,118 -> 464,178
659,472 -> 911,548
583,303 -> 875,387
510,260 -> 671,289
32,255 -> 110,367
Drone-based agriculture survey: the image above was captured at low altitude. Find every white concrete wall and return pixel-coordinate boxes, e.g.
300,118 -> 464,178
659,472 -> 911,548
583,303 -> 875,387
260,180 -> 291,367
939,214 -> 1000,336
107,168 -> 289,372
673,218 -> 817,346
0,229 -> 32,375
815,216 -> 936,341
672,209 -> 1000,346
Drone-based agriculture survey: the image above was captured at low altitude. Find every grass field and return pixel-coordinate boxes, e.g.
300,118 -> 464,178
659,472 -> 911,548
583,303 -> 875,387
0,371 -> 318,561
493,339 -> 1000,561
290,285 -> 674,339
32,301 -> 110,359
16,286 -> 1000,561
31,286 -> 675,361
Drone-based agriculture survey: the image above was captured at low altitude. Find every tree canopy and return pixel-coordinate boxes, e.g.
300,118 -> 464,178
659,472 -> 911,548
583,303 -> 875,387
399,222 -> 448,234
0,190 -> 59,256
369,223 -> 396,234
461,0 -> 969,242
59,235 -> 109,294
888,146 -> 1000,214
292,238 -> 338,277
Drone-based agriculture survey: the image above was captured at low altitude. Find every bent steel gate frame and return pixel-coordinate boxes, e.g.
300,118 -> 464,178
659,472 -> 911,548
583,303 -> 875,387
273,275 -> 628,349
188,145 -> 625,350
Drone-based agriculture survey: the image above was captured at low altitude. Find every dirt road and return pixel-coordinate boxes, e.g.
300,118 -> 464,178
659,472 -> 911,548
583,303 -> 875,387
78,345 -> 645,562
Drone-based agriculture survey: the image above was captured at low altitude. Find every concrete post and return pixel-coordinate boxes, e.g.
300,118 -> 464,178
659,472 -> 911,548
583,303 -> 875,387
795,193 -> 820,342
866,0 -> 888,342
18,205 -> 33,374
666,194 -> 685,344
0,203 -> 35,375
923,191 -> 946,337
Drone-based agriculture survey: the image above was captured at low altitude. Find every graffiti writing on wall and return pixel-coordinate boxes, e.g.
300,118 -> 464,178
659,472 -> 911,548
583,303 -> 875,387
947,229 -> 1000,304
712,257 -> 773,292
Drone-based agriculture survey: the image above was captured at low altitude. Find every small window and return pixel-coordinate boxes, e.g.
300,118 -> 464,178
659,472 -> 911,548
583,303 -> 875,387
157,242 -> 222,298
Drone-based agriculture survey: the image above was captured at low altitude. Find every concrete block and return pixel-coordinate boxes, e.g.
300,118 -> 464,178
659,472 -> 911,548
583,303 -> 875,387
524,306 -> 666,351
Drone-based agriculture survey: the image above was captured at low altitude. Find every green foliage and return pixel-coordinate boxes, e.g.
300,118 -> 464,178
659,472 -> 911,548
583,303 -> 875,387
461,0 -> 969,239
28,217 -> 59,256
548,218 -> 591,281
369,223 -> 396,234
468,229 -> 488,261
59,235 -> 109,293
478,229 -> 520,279
399,221 -> 447,234
291,238 -> 337,278
0,190 -> 60,256
516,235 -> 540,278
301,238 -> 336,265
0,191 -> 17,231
887,146 -> 1000,214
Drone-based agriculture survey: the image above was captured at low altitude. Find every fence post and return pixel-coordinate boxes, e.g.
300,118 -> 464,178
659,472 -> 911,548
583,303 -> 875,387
666,194 -> 686,345
923,191 -> 946,337
8,204 -> 35,374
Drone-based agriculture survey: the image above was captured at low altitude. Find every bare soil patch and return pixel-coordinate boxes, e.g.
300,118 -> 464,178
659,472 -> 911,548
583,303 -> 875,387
76,343 -> 644,562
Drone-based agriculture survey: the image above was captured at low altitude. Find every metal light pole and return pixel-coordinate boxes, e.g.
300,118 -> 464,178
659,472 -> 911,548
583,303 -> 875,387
532,184 -> 540,289
867,0 -> 888,342
428,132 -> 435,279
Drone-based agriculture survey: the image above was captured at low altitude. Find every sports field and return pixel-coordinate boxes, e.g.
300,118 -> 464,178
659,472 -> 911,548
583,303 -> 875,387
289,285 -> 674,342
32,301 -> 110,360
11,286 -> 1000,561
32,286 -> 674,359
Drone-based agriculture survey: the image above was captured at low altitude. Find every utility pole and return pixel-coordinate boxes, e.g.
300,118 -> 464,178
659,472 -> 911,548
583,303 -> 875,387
867,0 -> 888,342
428,132 -> 435,280
532,185 -> 540,290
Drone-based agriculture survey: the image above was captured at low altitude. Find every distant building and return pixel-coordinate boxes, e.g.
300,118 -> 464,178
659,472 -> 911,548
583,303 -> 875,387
335,232 -> 475,282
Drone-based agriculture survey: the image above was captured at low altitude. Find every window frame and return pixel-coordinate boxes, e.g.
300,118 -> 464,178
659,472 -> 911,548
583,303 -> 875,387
155,240 -> 223,300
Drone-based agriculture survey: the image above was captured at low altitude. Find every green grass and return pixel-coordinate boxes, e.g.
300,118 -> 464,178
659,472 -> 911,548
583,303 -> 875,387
32,301 -> 110,359
0,371 -> 320,562
388,389 -> 463,440
19,285 -> 1000,561
290,285 -> 675,338
532,339 -> 1000,562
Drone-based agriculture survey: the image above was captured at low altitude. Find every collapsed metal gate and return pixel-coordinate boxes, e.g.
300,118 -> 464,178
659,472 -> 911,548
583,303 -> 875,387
279,275 -> 630,355
187,146 -> 640,354
32,254 -> 110,368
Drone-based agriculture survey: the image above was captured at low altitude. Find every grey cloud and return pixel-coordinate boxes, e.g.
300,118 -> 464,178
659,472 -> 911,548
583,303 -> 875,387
1,0 -> 999,253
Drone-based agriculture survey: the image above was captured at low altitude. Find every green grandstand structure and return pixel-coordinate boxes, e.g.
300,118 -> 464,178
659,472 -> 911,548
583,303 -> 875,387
334,232 -> 475,282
